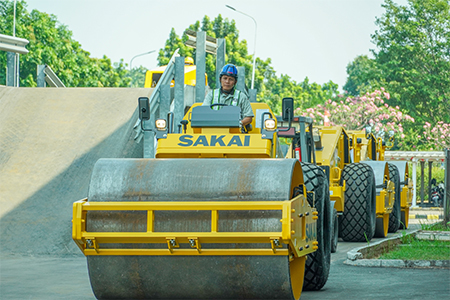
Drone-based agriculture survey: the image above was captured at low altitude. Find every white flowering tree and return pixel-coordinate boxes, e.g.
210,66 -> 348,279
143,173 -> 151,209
296,88 -> 450,150
419,122 -> 450,151
296,88 -> 415,145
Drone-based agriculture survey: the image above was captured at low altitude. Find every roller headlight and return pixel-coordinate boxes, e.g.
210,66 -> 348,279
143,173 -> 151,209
264,118 -> 276,131
155,119 -> 167,131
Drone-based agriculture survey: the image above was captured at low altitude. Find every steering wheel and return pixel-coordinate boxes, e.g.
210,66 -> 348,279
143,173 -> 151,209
210,103 -> 228,108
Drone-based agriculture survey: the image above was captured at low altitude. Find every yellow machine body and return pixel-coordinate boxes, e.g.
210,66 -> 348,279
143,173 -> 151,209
144,58 -> 208,88
156,103 -> 280,159
372,162 -> 395,237
349,130 -> 386,162
283,122 -> 401,241
390,161 -> 414,228
276,104 -> 415,244
72,100 -> 320,300
348,129 -> 408,235
401,172 -> 414,228
313,126 -> 350,213
73,102 -> 316,256
72,195 -> 317,258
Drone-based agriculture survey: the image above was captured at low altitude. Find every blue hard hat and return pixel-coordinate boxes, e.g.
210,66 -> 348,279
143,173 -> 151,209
220,64 -> 238,79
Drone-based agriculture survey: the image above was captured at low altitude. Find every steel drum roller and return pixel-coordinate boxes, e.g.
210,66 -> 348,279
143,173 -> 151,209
86,158 -> 305,299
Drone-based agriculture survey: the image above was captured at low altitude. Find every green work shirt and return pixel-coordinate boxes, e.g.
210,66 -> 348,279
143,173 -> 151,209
203,88 -> 254,119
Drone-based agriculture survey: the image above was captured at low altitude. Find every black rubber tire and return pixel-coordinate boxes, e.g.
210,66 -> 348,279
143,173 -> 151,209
375,216 -> 387,237
331,208 -> 338,253
340,163 -> 376,242
388,163 -> 401,233
300,162 -> 331,291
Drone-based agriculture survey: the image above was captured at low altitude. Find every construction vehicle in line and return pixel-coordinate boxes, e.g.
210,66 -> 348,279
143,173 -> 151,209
277,104 -> 401,254
72,97 -> 330,299
388,160 -> 414,228
144,56 -> 207,88
350,131 -> 413,229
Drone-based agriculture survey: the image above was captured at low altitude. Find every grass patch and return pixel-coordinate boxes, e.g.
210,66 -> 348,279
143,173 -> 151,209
420,221 -> 450,231
378,237 -> 450,260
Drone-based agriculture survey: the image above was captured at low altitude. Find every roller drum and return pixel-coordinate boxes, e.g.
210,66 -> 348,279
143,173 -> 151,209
388,161 -> 408,184
360,161 -> 388,194
86,158 -> 305,299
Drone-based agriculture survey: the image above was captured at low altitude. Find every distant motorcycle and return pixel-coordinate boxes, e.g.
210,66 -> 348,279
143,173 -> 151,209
430,178 -> 444,207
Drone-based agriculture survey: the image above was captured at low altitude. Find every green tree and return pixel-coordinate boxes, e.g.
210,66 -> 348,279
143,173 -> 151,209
158,14 -> 340,113
157,15 -> 251,90
343,55 -> 384,96
258,75 -> 339,115
371,0 -> 450,124
128,65 -> 147,88
0,1 -> 131,87
157,27 -> 193,66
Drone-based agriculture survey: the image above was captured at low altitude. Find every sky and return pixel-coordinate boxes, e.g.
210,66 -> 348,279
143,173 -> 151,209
23,0 -> 409,90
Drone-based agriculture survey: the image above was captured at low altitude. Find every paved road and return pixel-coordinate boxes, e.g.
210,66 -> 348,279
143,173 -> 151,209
302,225 -> 450,300
1,224 -> 449,300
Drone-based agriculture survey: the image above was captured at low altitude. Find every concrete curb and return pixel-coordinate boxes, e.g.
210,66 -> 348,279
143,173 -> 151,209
345,259 -> 450,268
410,214 -> 443,220
416,230 -> 450,241
344,230 -> 450,269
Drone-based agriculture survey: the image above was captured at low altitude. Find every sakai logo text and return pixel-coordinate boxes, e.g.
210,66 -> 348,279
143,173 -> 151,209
178,135 -> 250,147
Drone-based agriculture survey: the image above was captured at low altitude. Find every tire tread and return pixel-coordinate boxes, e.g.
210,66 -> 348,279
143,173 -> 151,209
340,163 -> 376,242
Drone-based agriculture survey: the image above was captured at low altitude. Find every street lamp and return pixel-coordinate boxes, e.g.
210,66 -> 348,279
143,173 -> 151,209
129,50 -> 156,87
226,5 -> 257,89
130,50 -> 156,70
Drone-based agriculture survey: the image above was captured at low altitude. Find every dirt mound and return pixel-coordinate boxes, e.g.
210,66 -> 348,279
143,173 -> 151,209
0,87 -> 153,256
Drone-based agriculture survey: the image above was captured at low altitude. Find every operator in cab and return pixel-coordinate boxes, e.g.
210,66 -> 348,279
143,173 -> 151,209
203,64 -> 254,127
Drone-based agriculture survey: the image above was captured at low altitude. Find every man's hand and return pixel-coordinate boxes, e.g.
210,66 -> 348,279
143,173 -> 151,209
241,116 -> 253,126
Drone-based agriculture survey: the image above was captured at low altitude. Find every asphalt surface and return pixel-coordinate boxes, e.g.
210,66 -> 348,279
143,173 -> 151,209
302,224 -> 450,300
1,224 -> 449,300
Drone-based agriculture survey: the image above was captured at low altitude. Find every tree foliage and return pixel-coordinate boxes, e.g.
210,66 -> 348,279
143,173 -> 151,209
0,1 -> 130,87
343,55 -> 383,96
373,0 -> 450,125
158,14 -> 340,114
157,15 -> 251,90
129,65 -> 147,88
344,0 -> 450,126
421,122 -> 450,150
259,74 -> 339,114
342,0 -> 450,150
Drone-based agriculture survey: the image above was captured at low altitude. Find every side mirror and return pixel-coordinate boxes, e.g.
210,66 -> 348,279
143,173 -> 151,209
138,97 -> 150,121
282,97 -> 294,122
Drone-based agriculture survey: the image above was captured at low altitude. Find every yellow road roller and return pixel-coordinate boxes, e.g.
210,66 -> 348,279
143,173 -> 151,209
353,132 -> 413,229
144,57 -> 207,88
277,115 -> 401,253
307,126 -> 380,244
383,160 -> 414,229
349,131 -> 406,235
72,99 -> 329,299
